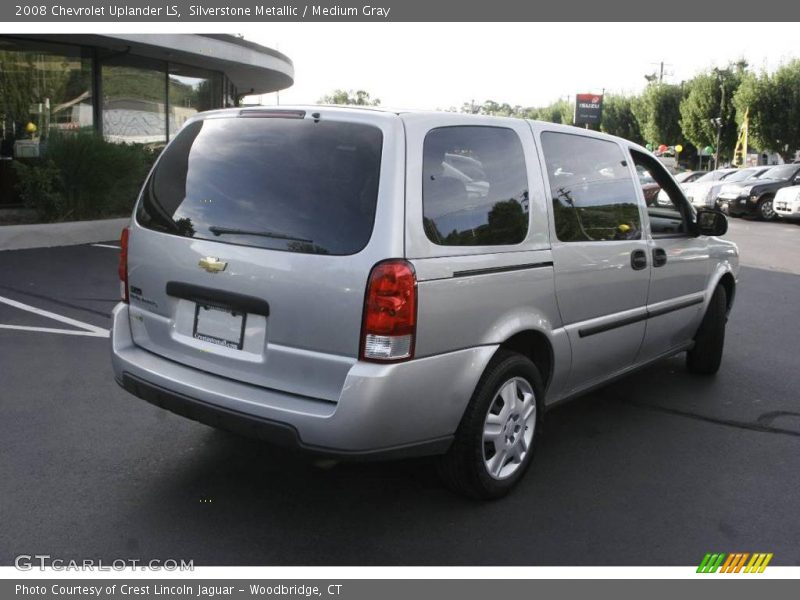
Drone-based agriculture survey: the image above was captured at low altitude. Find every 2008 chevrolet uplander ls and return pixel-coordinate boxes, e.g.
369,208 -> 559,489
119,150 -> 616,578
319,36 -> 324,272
112,106 -> 738,499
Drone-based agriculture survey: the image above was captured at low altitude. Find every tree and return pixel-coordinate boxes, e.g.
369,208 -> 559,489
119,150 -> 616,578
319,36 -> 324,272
455,97 -> 575,124
679,64 -> 746,162
632,83 -> 684,147
734,60 -> 800,161
534,99 -> 573,125
319,89 -> 380,106
455,100 -> 530,117
600,95 -> 644,144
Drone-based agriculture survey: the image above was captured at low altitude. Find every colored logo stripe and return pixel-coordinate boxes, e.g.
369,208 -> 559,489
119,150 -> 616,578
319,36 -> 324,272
698,553 -> 773,573
745,553 -> 773,573
697,553 -> 726,573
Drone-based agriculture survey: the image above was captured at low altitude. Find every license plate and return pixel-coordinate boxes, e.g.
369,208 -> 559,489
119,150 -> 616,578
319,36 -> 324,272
776,202 -> 787,209
193,303 -> 246,350
719,193 -> 737,200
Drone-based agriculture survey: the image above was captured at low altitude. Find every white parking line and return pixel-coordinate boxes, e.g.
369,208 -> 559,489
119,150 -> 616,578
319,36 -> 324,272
91,244 -> 120,250
0,295 -> 110,338
0,324 -> 109,337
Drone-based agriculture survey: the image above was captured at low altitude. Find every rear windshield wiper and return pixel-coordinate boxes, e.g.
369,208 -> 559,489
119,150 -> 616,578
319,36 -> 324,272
207,226 -> 313,244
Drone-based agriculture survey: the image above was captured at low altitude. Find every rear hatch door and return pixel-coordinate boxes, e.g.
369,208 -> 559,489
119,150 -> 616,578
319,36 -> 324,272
126,109 -> 404,402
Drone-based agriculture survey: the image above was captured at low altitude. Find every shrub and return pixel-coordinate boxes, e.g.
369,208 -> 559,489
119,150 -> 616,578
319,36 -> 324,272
13,132 -> 156,222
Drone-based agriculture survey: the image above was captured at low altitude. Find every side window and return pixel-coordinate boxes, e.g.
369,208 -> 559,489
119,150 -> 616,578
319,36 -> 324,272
422,126 -> 529,246
540,132 -> 642,242
630,150 -> 691,237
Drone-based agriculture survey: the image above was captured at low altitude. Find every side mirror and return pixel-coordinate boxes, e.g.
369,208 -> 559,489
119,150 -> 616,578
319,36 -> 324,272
695,209 -> 728,237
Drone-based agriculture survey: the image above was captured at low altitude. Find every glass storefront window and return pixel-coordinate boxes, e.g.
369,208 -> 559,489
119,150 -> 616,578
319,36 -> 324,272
0,38 -> 93,158
0,36 -> 227,206
223,76 -> 238,108
168,64 -> 221,139
102,56 -> 166,145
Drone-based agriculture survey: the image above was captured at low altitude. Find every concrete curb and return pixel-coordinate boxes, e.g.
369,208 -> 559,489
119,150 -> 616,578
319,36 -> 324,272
0,218 -> 130,251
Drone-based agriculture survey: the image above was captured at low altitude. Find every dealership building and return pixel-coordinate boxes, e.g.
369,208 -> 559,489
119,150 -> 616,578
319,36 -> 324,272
0,34 -> 294,206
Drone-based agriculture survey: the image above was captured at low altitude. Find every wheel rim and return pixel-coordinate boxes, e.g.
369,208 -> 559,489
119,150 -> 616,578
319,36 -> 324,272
482,377 -> 536,480
761,199 -> 774,219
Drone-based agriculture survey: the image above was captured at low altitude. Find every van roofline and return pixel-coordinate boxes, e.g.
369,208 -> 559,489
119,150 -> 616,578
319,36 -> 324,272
185,105 -> 645,152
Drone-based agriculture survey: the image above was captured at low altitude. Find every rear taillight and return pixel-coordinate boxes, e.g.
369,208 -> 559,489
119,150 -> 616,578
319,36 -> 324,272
119,227 -> 129,303
360,259 -> 417,362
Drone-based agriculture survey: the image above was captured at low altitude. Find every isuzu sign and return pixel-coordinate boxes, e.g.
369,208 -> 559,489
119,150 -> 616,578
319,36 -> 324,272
574,93 -> 603,125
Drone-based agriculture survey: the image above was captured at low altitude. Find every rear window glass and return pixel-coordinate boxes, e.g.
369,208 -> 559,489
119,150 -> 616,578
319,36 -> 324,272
136,117 -> 383,255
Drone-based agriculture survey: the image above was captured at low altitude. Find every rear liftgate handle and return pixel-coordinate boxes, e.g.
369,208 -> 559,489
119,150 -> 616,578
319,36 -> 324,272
631,249 -> 648,271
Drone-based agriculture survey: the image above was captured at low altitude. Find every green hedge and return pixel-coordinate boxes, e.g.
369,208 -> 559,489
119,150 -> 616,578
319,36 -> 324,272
13,133 -> 159,222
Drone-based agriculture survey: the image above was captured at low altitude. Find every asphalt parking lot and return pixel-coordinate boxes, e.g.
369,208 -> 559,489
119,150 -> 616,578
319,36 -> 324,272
1,218 -> 799,566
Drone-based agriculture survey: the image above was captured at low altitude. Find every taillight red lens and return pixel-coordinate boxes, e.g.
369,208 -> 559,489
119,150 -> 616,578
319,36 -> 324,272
361,259 -> 417,362
119,227 -> 129,303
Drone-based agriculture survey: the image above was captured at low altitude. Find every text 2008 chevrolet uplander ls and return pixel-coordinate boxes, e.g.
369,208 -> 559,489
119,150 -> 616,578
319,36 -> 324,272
111,107 -> 738,499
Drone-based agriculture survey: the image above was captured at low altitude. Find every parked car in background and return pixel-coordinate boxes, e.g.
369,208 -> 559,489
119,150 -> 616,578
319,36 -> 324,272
714,167 -> 772,214
680,168 -> 740,209
656,171 -> 704,206
111,106 -> 738,499
674,170 -> 706,184
636,165 -> 661,205
773,184 -> 800,220
724,163 -> 800,220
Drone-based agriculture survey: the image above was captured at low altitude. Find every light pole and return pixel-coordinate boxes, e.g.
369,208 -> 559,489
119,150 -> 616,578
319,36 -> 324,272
712,69 -> 726,169
711,117 -> 723,169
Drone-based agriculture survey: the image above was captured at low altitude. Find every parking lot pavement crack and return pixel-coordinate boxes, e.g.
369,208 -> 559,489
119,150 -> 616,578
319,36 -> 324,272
0,284 -> 111,319
625,400 -> 800,439
756,410 -> 800,428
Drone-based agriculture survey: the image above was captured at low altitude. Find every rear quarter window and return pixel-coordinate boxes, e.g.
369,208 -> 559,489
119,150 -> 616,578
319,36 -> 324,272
136,117 -> 383,255
422,126 -> 529,246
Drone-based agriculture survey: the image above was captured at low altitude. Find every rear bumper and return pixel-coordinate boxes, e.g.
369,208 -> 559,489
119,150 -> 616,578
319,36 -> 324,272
111,303 -> 496,458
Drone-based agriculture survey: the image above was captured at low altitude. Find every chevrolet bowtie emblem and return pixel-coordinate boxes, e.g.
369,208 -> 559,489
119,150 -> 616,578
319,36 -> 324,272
198,257 -> 227,273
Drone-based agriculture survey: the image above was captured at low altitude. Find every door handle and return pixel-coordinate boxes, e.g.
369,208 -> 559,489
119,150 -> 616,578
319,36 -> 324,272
631,249 -> 648,270
652,247 -> 667,267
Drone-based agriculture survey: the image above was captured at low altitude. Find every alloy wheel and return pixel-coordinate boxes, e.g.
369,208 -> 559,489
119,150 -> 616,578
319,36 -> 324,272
482,377 -> 536,480
760,199 -> 775,220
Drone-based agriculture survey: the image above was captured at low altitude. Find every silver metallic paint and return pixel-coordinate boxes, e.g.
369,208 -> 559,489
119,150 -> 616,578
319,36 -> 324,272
111,107 -> 740,455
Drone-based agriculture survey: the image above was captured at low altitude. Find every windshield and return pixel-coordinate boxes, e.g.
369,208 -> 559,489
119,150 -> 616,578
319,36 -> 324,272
136,116 -> 383,255
761,164 -> 798,181
695,170 -> 724,183
725,168 -> 760,183
675,171 -> 698,183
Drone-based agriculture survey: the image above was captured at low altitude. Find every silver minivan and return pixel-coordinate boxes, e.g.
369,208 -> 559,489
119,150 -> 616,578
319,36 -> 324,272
111,106 -> 738,499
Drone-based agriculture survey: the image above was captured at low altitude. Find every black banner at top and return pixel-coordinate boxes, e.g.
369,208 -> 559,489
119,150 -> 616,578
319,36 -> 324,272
1,0 -> 798,22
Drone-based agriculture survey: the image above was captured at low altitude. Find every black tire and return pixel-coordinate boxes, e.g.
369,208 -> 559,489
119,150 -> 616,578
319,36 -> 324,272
686,285 -> 727,375
756,195 -> 776,221
437,349 -> 544,500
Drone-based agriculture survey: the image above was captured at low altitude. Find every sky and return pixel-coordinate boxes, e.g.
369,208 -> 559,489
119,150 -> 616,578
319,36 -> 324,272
245,22 -> 800,109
